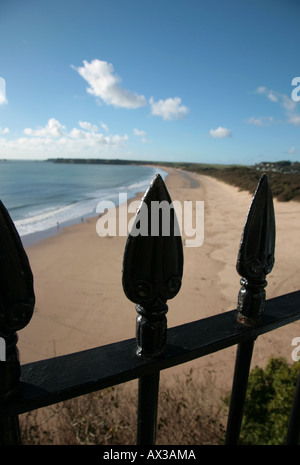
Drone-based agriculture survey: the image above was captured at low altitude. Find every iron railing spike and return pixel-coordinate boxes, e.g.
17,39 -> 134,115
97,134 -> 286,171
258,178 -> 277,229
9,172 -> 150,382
122,173 -> 183,311
225,174 -> 276,444
122,173 -> 183,445
122,173 -> 183,359
0,200 -> 35,338
236,173 -> 276,325
0,199 -> 35,444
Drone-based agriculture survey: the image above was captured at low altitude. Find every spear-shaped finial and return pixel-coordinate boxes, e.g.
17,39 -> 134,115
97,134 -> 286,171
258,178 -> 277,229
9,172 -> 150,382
0,199 -> 35,444
122,174 -> 183,358
0,199 -> 35,399
0,200 -> 35,341
236,174 -> 276,325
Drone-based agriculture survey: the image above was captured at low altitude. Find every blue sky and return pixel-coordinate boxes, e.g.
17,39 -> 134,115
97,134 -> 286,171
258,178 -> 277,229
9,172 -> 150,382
0,0 -> 300,165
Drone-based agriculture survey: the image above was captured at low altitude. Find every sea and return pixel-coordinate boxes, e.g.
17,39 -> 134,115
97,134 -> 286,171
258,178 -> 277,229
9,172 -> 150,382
0,160 -> 167,247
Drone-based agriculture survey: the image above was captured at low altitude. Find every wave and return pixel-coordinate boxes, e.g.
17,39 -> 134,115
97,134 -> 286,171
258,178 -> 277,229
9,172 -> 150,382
14,166 -> 168,237
14,201 -> 95,236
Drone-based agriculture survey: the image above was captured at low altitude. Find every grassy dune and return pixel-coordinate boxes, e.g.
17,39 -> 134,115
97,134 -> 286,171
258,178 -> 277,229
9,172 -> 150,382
152,161 -> 300,202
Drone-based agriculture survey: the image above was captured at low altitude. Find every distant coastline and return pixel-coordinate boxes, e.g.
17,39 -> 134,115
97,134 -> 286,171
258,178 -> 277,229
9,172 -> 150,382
48,158 -> 300,202
47,157 -> 242,169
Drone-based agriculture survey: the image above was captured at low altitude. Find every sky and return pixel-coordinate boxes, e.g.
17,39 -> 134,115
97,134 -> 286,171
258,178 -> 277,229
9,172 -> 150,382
0,0 -> 300,165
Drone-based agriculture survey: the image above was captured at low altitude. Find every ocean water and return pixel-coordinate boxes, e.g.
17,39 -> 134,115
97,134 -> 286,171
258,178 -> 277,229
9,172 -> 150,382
0,160 -> 167,245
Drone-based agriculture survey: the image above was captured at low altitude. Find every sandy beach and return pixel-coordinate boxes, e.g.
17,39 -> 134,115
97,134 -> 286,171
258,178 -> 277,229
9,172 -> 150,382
18,167 -> 300,393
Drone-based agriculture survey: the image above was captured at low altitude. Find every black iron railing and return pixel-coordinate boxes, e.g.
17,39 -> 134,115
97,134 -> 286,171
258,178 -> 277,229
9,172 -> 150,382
0,173 -> 299,445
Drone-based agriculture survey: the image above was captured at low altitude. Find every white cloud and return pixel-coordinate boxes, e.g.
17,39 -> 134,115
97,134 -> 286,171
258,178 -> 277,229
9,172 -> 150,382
78,121 -> 98,132
149,96 -> 189,120
255,86 -> 278,102
100,121 -> 109,132
73,59 -> 147,109
209,126 -> 232,138
0,127 -> 9,134
0,118 -> 128,158
286,146 -> 296,154
24,118 -> 65,137
281,94 -> 297,112
255,86 -> 267,94
246,116 -> 273,126
73,59 -> 189,124
267,92 -> 278,103
255,86 -> 300,126
133,128 -> 146,137
69,127 -> 88,139
287,114 -> 300,126
133,128 -> 148,143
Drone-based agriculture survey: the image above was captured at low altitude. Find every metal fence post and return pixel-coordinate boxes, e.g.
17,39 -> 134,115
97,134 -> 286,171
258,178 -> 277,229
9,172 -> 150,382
122,174 -> 183,445
0,200 -> 35,444
225,174 -> 276,445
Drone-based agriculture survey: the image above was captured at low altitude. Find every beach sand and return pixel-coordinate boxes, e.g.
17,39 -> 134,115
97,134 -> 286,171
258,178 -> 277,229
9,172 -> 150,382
18,167 -> 300,394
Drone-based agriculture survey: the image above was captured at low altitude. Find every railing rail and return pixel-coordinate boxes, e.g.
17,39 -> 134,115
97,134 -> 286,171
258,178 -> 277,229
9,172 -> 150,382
0,290 -> 299,416
0,172 -> 299,446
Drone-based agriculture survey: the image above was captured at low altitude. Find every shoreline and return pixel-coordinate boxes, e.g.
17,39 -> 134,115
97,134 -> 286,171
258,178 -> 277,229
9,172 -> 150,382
19,167 -> 300,393
20,165 -> 169,248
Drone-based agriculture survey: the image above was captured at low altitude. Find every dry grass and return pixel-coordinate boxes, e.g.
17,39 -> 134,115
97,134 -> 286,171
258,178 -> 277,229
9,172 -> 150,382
19,369 -> 226,445
189,166 -> 300,202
